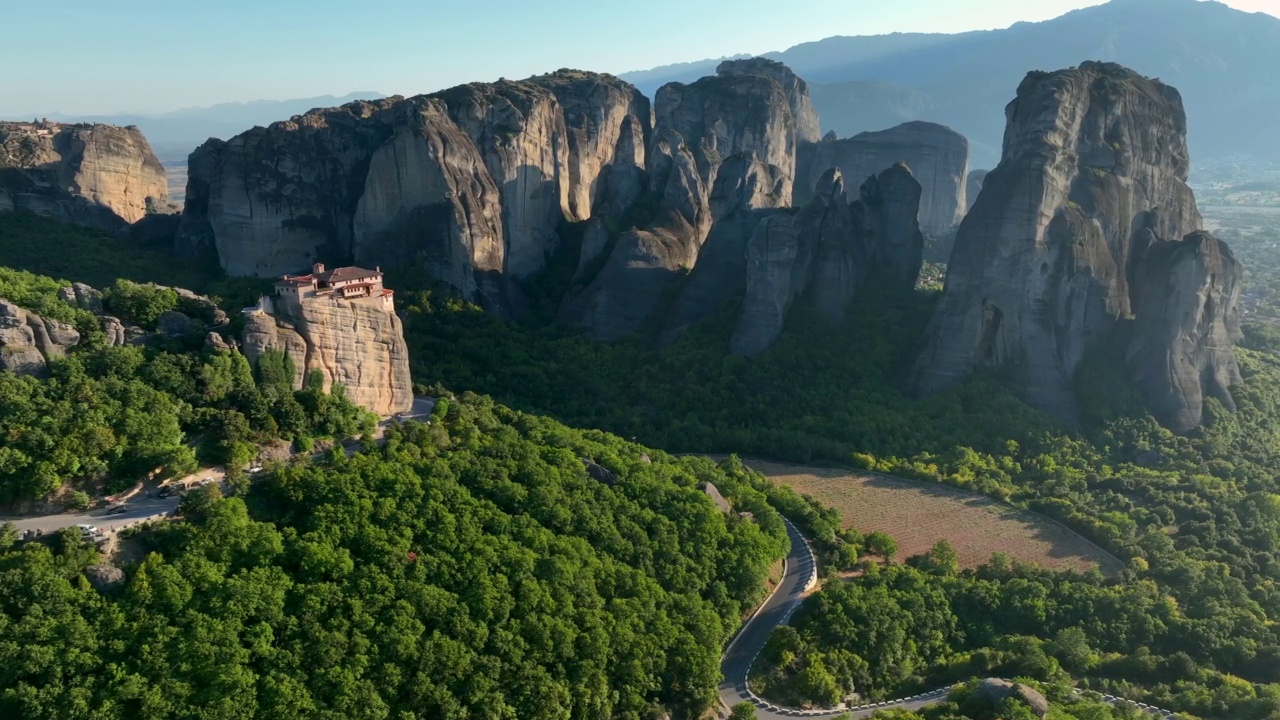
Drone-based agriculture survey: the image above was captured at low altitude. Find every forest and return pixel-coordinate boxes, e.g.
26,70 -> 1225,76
399,271 -> 1280,719
0,395 -> 795,720
0,265 -> 370,504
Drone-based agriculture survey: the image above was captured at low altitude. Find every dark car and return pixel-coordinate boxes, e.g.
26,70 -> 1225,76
105,505 -> 128,515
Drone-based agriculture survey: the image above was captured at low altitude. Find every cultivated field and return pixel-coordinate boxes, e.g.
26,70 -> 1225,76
747,459 -> 1124,575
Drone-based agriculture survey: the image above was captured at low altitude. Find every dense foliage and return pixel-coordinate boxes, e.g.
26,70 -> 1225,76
401,274 -> 1280,719
868,678 -> 1188,720
0,396 -> 791,720
0,268 -> 371,504
753,548 -> 1278,718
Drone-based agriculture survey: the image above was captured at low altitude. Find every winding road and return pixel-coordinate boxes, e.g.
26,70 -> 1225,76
719,519 -> 952,719
718,519 -> 1179,720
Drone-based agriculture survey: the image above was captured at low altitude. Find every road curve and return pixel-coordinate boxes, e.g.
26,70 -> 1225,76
720,519 -> 953,719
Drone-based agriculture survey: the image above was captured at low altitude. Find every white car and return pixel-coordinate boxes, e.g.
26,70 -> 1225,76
75,524 -> 101,538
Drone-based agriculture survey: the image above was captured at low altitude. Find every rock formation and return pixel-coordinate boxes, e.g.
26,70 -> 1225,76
528,71 -> 651,220
797,121 -> 968,236
564,59 -> 811,340
0,120 -> 168,229
0,299 -> 80,376
731,165 -> 924,356
240,279 -> 412,416
716,58 -> 821,144
965,169 -> 989,212
1128,231 -> 1242,432
913,62 -> 1239,431
974,679 -> 1049,719
184,71 -> 652,309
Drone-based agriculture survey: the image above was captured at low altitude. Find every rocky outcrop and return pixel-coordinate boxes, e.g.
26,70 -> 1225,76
186,72 -> 654,308
241,294 -> 412,416
797,121 -> 968,236
0,121 -> 168,229
965,169 -> 989,212
717,58 -> 821,144
564,61 -> 813,340
174,139 -> 225,256
435,81 -> 571,279
731,165 -> 924,355
84,564 -> 127,593
1128,231 -> 1242,432
351,99 -> 507,304
913,62 -> 1236,430
974,679 -> 1048,719
561,131 -> 710,341
528,71 -> 652,221
0,299 -> 80,376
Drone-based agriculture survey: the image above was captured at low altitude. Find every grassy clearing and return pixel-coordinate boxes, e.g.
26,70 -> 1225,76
746,459 -> 1125,575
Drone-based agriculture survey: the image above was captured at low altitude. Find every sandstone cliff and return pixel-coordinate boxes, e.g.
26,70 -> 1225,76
797,121 -> 968,236
913,62 -> 1236,430
564,60 -> 810,340
731,164 -> 924,356
241,294 -> 412,416
0,121 -> 168,229
1127,231 -> 1242,432
185,71 -> 651,308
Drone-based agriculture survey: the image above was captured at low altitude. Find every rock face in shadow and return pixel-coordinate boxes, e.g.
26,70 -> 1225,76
717,57 -> 822,144
351,99 -> 506,303
731,164 -> 924,356
965,169 -> 989,212
913,62 -> 1239,431
563,59 -> 808,340
241,294 -> 412,416
184,71 -> 652,309
1,121 -> 168,230
1128,231 -> 1242,432
797,121 -> 968,235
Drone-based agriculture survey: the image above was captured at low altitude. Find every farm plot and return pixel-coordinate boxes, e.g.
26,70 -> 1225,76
748,459 -> 1124,575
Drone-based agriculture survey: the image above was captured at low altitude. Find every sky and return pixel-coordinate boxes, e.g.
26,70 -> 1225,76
2,0 -> 1278,117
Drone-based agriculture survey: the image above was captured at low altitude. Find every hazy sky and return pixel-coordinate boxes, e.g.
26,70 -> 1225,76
3,0 -> 1278,116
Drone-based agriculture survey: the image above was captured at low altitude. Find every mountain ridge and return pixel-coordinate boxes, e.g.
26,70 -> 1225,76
621,0 -> 1280,167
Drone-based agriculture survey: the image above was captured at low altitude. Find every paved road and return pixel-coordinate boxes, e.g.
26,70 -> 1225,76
3,398 -> 438,540
719,519 -> 955,719
5,493 -> 182,538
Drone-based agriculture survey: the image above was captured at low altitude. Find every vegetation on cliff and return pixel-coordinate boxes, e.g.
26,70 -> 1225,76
0,266 -> 371,504
0,396 -> 791,720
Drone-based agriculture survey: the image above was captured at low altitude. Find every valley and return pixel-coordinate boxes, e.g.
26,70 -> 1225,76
2,2 -> 1280,719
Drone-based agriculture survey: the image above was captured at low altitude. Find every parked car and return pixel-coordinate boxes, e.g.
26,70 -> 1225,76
75,524 -> 101,538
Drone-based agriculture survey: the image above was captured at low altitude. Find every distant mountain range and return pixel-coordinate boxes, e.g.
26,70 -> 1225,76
621,0 -> 1280,169
13,92 -> 383,161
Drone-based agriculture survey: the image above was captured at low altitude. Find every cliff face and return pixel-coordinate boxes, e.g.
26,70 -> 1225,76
186,72 -> 651,307
529,71 -> 652,220
241,295 -> 412,416
0,299 -> 80,376
797,121 -> 968,236
563,61 -> 809,340
1128,231 -> 1242,432
965,169 -> 989,212
731,164 -> 924,356
352,99 -> 506,303
913,62 -> 1235,430
717,58 -> 822,144
0,121 -> 168,229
